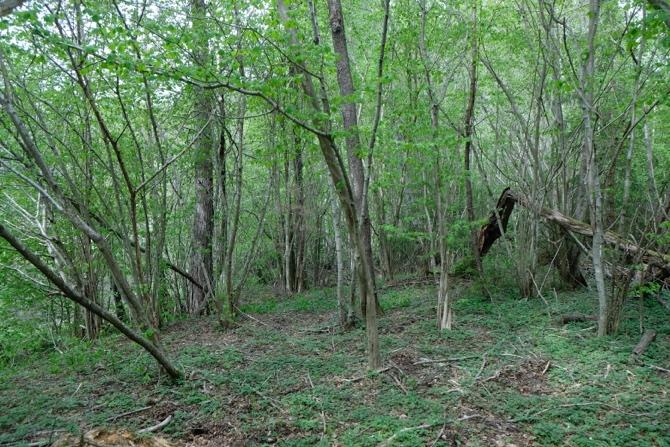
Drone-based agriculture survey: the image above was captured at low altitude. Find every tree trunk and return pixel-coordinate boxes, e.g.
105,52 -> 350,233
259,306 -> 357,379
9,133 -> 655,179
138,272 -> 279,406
419,1 -> 453,329
327,0 -> 380,318
188,0 -> 214,315
332,200 -> 352,327
292,133 -> 306,293
277,0 -> 380,369
644,123 -> 661,221
580,0 -> 609,336
463,0 -> 480,274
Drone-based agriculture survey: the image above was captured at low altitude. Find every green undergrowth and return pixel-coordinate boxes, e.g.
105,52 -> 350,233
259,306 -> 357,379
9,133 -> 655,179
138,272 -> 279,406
1,284 -> 669,446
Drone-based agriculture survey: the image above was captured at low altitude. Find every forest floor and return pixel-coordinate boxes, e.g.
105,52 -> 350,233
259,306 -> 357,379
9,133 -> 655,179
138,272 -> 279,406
1,280 -> 669,446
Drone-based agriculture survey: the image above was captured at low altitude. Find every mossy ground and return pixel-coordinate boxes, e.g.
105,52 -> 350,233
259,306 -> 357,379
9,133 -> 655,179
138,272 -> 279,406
1,282 -> 669,446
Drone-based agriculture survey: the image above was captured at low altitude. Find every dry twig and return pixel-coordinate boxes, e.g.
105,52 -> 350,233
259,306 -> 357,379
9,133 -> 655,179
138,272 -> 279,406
138,414 -> 173,433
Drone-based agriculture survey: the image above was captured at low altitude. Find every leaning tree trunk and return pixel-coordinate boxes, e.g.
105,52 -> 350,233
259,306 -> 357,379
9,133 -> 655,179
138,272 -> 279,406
478,189 -> 670,275
0,224 -> 181,379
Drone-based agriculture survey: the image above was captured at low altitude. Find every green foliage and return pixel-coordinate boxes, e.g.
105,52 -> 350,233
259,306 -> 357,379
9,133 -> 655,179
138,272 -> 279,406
452,256 -> 478,278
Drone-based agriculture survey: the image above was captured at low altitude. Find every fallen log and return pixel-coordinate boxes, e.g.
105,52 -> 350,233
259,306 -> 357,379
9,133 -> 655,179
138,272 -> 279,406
632,330 -> 657,357
478,189 -> 670,275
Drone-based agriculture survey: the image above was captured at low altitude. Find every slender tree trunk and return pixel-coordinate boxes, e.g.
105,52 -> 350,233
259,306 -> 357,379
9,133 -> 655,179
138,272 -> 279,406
0,224 -> 181,379
283,150 -> 293,294
419,1 -> 453,329
327,0 -> 380,318
374,187 -> 393,280
620,25 -> 645,235
644,123 -> 661,221
463,1 -> 481,275
188,0 -> 214,315
277,0 -> 380,369
580,0 -> 609,336
332,200 -> 350,327
112,282 -> 126,322
293,133 -> 306,292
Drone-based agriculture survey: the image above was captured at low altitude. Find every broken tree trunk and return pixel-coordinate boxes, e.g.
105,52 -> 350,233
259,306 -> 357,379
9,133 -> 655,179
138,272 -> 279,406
478,188 -> 670,276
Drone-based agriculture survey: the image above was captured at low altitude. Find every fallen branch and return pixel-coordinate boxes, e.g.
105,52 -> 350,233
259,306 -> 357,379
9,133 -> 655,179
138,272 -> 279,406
649,364 -> 670,373
138,415 -> 173,434
632,330 -> 656,357
342,366 -> 392,383
413,355 -> 480,366
387,370 -> 408,394
253,389 -> 286,413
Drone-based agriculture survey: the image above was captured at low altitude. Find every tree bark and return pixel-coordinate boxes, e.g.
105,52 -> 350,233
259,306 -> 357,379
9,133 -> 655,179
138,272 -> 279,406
327,0 -> 380,318
332,200 -> 350,327
188,0 -> 214,316
580,0 -> 608,336
464,0 -> 480,274
419,1 -> 453,330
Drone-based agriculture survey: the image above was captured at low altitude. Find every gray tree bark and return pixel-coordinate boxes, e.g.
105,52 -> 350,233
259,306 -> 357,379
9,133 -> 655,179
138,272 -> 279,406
276,0 -> 381,369
327,0 -> 380,318
579,0 -> 609,336
188,0 -> 214,315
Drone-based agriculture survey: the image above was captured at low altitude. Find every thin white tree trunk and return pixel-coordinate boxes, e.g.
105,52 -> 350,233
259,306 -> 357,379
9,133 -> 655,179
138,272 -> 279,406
580,0 -> 607,336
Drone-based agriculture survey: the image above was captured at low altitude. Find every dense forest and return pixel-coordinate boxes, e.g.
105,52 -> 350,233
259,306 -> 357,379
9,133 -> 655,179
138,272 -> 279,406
0,0 -> 669,445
